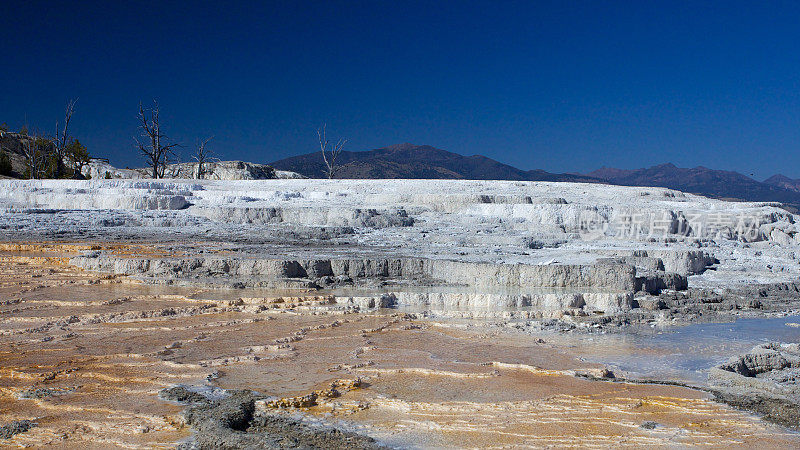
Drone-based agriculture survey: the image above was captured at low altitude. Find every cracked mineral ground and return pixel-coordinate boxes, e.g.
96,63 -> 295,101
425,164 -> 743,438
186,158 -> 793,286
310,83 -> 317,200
3,179 -> 800,448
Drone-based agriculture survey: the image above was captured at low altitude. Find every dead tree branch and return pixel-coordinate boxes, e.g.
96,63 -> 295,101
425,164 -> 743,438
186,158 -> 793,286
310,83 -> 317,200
21,136 -> 39,179
192,136 -> 214,179
21,131 -> 47,179
52,99 -> 77,178
135,100 -> 180,179
318,124 -> 346,179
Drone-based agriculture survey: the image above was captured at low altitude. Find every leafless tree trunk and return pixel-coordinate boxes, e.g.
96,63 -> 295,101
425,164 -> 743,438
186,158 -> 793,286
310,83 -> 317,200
135,100 -> 179,179
21,132 -> 48,179
160,153 -> 178,178
52,99 -> 77,178
21,136 -> 39,179
192,136 -> 214,179
318,124 -> 346,179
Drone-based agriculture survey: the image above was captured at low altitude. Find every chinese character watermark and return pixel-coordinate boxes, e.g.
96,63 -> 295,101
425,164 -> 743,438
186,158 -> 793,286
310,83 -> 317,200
577,209 -> 763,242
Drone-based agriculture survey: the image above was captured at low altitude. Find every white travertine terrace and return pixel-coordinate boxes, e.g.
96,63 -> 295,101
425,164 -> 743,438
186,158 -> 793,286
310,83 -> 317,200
1,179 -> 799,313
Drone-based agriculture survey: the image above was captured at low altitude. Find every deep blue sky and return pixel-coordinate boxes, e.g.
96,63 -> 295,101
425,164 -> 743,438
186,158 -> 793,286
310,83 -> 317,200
1,1 -> 799,179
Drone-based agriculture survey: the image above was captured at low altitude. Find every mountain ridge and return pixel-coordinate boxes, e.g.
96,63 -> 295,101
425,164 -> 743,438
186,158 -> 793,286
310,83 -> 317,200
270,144 -> 800,210
270,143 -> 600,183
583,163 -> 800,207
764,174 -> 800,193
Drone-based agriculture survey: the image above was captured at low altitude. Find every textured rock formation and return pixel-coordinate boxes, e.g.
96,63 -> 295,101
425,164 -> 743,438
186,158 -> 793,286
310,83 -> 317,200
82,160 -> 141,180
717,343 -> 800,378
2,178 -> 800,315
709,343 -> 800,426
159,161 -> 278,180
0,132 -> 35,176
81,160 -> 303,181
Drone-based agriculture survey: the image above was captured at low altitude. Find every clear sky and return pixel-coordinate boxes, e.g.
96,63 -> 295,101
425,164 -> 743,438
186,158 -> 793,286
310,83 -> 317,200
1,1 -> 799,179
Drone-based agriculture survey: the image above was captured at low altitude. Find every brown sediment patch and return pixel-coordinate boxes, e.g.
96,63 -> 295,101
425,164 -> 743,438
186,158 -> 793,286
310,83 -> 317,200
355,392 -> 788,447
1,242 -> 799,448
340,358 -> 798,447
0,241 -> 193,259
0,242 -> 101,254
0,250 -> 199,447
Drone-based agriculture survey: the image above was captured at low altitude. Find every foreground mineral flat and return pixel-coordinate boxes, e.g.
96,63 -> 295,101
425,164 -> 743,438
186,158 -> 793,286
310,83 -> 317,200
1,248 -> 798,448
2,179 -> 800,447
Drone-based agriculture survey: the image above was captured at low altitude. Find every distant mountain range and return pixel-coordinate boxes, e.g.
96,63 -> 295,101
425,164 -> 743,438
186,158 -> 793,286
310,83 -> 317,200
585,163 -> 800,207
764,174 -> 800,193
270,144 -> 800,210
269,143 -> 598,183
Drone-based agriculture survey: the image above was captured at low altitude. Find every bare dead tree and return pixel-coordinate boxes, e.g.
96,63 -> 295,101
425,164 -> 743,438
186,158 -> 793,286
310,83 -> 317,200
192,136 -> 214,179
135,100 -> 180,179
52,99 -> 77,178
317,124 -> 346,179
161,152 -> 181,178
21,132 -> 45,179
21,137 -> 38,179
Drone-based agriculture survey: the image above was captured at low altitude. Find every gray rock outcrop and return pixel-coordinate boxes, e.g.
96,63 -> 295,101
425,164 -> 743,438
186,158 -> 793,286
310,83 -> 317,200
710,343 -> 800,403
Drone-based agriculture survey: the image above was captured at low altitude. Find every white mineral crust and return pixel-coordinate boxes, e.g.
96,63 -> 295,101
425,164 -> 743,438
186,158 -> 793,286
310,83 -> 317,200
1,179 -> 798,306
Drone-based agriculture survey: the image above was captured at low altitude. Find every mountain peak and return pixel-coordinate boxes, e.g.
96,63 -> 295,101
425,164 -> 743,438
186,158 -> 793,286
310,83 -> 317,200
764,174 -> 800,193
585,162 -> 800,207
765,174 -> 794,183
384,143 -> 420,151
270,144 -> 596,182
653,162 -> 678,170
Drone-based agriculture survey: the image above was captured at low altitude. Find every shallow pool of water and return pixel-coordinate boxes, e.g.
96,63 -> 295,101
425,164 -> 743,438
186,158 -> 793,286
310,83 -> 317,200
573,315 -> 800,384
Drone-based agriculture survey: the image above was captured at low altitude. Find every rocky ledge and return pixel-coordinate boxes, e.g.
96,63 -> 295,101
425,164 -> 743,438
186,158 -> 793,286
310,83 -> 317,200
710,343 -> 800,429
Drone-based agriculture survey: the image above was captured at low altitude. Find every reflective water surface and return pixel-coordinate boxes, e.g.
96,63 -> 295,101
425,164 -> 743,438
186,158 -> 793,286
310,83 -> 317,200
570,315 -> 800,384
